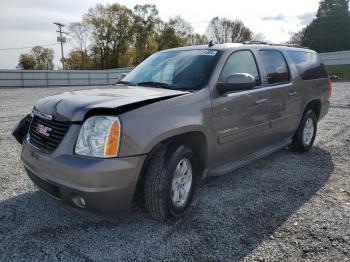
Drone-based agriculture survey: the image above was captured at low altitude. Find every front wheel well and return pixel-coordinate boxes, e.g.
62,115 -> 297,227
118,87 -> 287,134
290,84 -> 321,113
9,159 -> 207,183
148,131 -> 207,178
304,100 -> 321,120
134,131 -> 208,205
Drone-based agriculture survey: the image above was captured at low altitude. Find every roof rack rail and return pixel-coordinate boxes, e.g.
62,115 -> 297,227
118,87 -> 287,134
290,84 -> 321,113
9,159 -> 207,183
243,41 -> 269,45
242,41 -> 309,49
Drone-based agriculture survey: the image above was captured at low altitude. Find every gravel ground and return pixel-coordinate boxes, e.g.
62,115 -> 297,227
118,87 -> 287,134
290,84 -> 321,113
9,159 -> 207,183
0,83 -> 349,261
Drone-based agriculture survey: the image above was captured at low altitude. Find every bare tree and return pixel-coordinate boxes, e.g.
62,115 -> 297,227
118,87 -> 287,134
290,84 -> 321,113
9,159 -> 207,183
187,33 -> 208,45
168,15 -> 194,39
288,28 -> 306,46
68,22 -> 91,69
251,33 -> 267,42
206,17 -> 252,43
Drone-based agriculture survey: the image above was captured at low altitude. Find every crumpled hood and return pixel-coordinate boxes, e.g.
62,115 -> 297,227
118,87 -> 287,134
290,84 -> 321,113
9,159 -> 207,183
34,85 -> 188,121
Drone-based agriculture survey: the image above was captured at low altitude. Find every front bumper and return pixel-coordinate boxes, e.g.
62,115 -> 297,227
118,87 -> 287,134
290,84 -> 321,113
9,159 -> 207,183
21,139 -> 146,214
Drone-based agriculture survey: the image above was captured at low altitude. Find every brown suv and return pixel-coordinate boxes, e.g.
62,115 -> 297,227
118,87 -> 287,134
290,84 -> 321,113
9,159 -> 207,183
15,42 -> 331,221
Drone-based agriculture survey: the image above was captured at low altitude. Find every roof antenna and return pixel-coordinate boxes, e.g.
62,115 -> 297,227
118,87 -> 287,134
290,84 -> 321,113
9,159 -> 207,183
208,40 -> 215,47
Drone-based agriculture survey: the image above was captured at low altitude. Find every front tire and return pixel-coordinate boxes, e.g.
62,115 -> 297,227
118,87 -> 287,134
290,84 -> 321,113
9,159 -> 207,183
290,110 -> 317,152
144,144 -> 198,221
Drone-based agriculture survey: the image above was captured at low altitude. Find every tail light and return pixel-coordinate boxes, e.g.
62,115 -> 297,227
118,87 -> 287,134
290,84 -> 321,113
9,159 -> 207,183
328,78 -> 332,98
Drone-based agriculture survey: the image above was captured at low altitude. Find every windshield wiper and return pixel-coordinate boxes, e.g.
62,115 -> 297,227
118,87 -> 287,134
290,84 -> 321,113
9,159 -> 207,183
116,80 -> 136,86
136,81 -> 175,89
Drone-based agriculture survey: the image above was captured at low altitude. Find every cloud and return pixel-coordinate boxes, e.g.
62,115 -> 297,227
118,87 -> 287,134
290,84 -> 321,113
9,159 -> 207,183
295,12 -> 316,25
1,0 -> 92,15
0,3 -> 80,32
261,14 -> 288,21
280,28 -> 296,36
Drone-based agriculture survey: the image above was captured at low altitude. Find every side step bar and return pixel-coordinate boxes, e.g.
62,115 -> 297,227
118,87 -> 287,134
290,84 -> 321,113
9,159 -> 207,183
208,137 -> 292,177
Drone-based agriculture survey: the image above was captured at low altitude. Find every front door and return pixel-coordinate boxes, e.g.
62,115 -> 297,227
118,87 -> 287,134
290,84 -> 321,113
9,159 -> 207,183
210,50 -> 271,166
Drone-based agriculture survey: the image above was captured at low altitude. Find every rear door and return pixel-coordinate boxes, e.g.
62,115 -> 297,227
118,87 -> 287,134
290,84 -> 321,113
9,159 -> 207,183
210,50 -> 271,165
258,49 -> 302,143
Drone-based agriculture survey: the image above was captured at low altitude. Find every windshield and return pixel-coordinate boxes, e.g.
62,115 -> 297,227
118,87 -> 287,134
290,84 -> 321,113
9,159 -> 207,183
122,49 -> 220,91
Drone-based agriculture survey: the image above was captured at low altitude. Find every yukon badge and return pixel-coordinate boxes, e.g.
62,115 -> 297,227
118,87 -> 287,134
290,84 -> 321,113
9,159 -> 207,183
36,124 -> 52,137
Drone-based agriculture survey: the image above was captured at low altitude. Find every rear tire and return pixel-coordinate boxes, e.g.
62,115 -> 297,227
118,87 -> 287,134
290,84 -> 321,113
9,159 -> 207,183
290,110 -> 317,152
144,143 -> 198,221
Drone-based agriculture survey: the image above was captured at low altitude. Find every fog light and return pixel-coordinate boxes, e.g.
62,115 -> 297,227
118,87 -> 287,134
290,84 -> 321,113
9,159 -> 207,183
71,193 -> 86,208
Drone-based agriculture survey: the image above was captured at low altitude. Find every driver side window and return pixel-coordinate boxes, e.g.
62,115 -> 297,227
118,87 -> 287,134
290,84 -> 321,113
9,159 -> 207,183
220,50 -> 261,86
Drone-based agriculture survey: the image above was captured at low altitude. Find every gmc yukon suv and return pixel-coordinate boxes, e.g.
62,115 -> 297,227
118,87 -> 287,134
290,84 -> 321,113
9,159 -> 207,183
14,42 -> 331,221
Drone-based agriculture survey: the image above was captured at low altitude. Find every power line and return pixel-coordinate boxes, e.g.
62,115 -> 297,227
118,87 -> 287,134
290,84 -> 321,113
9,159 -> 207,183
0,43 -> 59,51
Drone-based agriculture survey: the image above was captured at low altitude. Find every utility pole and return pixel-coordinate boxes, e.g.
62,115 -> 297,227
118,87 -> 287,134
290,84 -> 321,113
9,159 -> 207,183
54,22 -> 67,70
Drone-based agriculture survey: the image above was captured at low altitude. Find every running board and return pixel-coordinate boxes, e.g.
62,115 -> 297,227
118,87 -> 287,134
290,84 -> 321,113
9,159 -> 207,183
208,137 -> 292,177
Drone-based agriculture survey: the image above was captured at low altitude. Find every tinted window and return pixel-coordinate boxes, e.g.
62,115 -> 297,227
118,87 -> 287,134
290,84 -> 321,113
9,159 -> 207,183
123,49 -> 220,90
260,50 -> 290,85
288,51 -> 328,80
219,50 -> 261,86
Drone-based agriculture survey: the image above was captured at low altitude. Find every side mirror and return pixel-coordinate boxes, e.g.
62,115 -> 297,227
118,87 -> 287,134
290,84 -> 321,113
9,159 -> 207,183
217,73 -> 255,95
118,72 -> 128,81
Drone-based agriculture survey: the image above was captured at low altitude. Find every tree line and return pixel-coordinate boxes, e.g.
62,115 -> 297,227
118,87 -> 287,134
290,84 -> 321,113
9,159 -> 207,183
18,46 -> 54,70
17,0 -> 350,70
18,3 -> 255,70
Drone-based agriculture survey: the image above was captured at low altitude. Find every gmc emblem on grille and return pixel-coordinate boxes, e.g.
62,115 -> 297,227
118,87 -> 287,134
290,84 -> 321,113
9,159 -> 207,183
36,124 -> 52,137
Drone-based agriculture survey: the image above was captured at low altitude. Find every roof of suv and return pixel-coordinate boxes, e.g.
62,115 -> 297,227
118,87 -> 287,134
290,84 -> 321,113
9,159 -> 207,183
164,42 -> 314,53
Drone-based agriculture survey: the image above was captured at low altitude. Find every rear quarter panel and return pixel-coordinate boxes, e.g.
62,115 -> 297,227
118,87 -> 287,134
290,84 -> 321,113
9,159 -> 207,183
283,49 -> 329,123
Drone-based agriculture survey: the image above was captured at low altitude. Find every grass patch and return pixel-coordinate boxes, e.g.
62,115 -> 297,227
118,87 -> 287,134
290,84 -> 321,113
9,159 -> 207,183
326,64 -> 350,81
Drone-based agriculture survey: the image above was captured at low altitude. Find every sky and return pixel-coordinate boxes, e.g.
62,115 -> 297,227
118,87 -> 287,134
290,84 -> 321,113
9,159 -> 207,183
0,0 -> 321,69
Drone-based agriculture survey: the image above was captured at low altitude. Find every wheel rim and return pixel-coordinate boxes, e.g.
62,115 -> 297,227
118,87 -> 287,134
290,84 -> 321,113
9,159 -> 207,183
171,158 -> 193,208
303,117 -> 314,146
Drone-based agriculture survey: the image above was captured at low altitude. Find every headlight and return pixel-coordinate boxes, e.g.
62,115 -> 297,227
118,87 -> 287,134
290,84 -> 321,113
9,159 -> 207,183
75,116 -> 121,158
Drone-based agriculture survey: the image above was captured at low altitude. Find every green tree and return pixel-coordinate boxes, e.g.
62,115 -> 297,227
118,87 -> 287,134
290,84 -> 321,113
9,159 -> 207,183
157,16 -> 200,50
31,46 -> 54,70
17,53 -> 36,69
133,4 -> 161,64
206,17 -> 252,43
17,46 -> 54,70
85,3 -> 134,69
108,4 -> 135,67
84,4 -> 110,69
65,50 -> 94,70
157,25 -> 185,50
302,0 -> 350,52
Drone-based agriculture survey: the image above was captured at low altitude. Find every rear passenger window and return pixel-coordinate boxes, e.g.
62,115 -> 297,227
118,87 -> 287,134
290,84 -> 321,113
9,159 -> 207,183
260,50 -> 290,85
287,51 -> 328,80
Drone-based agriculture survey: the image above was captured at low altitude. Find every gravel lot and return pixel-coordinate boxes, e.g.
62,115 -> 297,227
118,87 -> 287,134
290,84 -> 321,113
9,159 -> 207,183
0,83 -> 349,261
